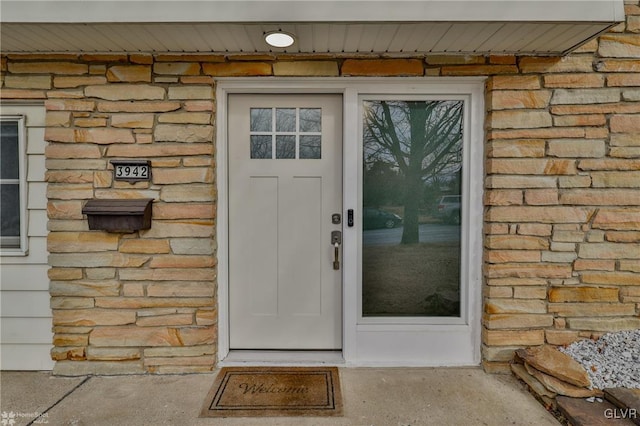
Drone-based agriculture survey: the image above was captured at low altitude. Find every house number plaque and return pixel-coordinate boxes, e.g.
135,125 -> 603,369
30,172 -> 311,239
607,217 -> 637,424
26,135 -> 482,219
110,160 -> 151,183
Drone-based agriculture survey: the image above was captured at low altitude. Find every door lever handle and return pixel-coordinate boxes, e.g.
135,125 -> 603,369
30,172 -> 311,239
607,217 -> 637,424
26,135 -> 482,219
331,230 -> 341,270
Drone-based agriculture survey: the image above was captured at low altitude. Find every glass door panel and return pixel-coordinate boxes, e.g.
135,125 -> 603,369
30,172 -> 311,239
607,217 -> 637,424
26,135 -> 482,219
362,100 -> 463,317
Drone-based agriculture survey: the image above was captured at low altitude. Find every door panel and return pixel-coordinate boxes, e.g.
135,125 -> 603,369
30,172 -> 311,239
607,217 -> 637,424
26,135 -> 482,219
362,100 -> 463,318
228,94 -> 343,350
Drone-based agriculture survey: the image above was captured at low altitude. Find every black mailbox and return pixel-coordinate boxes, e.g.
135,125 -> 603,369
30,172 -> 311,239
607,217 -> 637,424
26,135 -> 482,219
82,199 -> 153,232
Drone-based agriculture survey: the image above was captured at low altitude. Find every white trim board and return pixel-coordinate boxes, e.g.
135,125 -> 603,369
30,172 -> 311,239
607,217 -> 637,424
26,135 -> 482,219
3,1 -> 624,23
216,77 -> 485,367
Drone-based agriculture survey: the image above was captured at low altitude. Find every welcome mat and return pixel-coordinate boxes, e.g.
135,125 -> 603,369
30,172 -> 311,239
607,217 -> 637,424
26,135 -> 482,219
200,367 -> 343,417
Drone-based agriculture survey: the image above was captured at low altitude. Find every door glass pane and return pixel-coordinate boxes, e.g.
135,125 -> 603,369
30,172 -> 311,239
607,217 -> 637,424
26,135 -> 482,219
362,100 -> 463,317
250,108 -> 271,132
250,135 -> 272,159
299,135 -> 321,159
1,121 -> 19,179
276,108 -> 296,132
276,135 -> 296,159
300,108 -> 321,132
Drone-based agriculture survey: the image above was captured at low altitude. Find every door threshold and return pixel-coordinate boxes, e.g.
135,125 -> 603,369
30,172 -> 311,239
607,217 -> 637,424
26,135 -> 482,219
220,350 -> 345,367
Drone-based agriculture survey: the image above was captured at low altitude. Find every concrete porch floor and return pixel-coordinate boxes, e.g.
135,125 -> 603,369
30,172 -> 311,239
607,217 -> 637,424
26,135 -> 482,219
0,367 -> 559,425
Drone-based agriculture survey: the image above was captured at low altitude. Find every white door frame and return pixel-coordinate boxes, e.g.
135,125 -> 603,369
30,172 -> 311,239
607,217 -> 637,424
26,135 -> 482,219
216,77 -> 485,366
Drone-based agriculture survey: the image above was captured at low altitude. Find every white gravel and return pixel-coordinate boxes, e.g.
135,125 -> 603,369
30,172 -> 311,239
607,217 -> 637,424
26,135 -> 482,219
558,329 -> 640,390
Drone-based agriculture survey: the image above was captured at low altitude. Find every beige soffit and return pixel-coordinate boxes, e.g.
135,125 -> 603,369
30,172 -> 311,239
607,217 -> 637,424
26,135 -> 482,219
0,0 -> 625,55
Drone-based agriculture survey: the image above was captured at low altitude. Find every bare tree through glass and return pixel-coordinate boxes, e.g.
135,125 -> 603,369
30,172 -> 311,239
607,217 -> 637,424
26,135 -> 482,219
363,100 -> 463,244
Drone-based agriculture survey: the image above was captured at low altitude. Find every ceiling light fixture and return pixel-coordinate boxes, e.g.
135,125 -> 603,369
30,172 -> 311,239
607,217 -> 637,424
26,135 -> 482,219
264,31 -> 295,48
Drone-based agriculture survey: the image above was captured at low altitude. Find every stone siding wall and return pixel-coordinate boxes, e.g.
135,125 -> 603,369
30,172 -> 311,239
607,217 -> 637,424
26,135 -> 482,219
482,3 -> 640,372
0,2 -> 638,374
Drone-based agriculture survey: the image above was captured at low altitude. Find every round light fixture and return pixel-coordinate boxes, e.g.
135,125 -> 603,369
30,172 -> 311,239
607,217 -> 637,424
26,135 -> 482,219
264,31 -> 295,48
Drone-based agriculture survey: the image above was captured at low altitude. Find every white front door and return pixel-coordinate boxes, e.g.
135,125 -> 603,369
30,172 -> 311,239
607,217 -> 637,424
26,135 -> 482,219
228,94 -> 343,350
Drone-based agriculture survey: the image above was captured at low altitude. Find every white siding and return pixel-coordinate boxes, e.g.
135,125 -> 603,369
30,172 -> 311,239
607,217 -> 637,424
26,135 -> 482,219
0,103 -> 53,370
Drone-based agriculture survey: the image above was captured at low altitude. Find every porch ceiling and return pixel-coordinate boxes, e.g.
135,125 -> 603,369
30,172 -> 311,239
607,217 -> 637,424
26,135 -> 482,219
0,1 -> 624,56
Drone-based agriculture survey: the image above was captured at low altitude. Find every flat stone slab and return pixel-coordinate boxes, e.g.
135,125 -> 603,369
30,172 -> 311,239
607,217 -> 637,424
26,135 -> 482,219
524,362 -> 601,398
516,345 -> 590,388
605,388 -> 640,426
512,363 -> 557,399
557,396 -> 637,426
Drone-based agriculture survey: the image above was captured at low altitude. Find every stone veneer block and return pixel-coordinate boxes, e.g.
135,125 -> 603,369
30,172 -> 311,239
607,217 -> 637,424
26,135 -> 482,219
488,75 -> 540,90
154,62 -> 201,75
547,139 -> 606,158
153,204 -> 214,220
549,303 -> 637,316
48,231 -> 119,252
111,113 -> 155,129
490,90 -> 551,109
168,86 -> 214,100
519,56 -> 594,73
85,84 -> 165,100
611,114 -> 640,132
441,65 -> 518,75
154,124 -> 214,142
53,309 -> 136,326
578,243 -> 640,260
607,73 -> 640,86
592,208 -> 640,230
599,34 -> 640,58
45,99 -> 95,111
581,271 -> 640,285
4,75 -> 52,89
483,329 -> 545,346
550,88 -> 621,105
487,139 -> 546,158
341,59 -> 423,76
273,61 -> 339,76
549,286 -> 619,303
489,110 -> 552,129
106,65 -> 152,82
97,101 -> 181,113
610,133 -> 640,148
202,62 -> 272,76
105,143 -> 214,158
158,112 -> 211,124
484,314 -> 554,329
8,62 -> 88,75
45,145 -> 102,159
486,206 -> 593,223
543,73 -> 605,88
567,317 -> 640,331
485,263 -> 573,279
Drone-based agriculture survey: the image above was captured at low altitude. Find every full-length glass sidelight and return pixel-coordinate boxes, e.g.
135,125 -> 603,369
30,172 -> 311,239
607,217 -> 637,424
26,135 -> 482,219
362,100 -> 463,317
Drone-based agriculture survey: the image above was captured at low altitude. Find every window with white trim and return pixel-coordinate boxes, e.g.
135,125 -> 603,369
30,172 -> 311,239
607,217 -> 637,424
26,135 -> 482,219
1,116 -> 26,251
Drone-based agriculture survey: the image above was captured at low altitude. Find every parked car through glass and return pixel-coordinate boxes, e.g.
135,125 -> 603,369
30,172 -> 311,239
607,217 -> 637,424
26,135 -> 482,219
363,208 -> 403,229
435,195 -> 461,225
